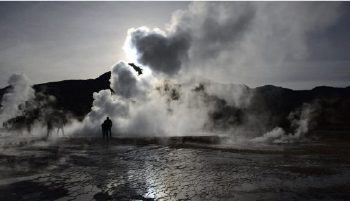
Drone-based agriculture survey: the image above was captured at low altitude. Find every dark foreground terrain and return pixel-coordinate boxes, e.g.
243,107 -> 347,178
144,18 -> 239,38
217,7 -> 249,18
0,136 -> 350,201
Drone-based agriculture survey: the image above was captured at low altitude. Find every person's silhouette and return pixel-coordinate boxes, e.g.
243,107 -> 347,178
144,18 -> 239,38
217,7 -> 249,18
102,117 -> 112,140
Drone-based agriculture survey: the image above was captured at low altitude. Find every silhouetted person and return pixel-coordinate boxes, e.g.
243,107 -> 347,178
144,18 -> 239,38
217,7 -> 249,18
101,117 -> 112,140
104,117 -> 113,140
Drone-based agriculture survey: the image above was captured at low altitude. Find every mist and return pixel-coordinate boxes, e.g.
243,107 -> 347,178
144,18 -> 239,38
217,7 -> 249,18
0,2 -> 346,144
80,2 -> 343,141
1,3 -> 350,201
126,2 -> 342,86
0,74 -> 35,126
0,73 -> 79,146
251,102 -> 319,143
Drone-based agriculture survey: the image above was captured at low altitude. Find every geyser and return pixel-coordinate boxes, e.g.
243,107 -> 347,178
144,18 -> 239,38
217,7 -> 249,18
82,2 -> 342,141
0,74 -> 35,127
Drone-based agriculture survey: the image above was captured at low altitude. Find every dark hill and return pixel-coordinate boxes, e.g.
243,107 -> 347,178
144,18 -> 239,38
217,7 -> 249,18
251,85 -> 350,132
1,72 -> 350,134
0,72 -> 111,119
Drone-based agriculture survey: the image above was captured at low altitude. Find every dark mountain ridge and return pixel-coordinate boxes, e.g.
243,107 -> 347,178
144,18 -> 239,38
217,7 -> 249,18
0,72 -> 111,119
1,72 -> 350,134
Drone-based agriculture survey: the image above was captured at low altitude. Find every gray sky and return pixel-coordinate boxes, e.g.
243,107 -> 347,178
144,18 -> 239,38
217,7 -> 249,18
0,2 -> 189,87
0,2 -> 349,89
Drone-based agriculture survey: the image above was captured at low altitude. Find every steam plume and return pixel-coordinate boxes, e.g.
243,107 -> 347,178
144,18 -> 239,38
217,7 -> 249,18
125,2 -> 341,85
252,103 -> 318,143
0,74 -> 35,126
84,62 -> 213,136
84,2 -> 341,139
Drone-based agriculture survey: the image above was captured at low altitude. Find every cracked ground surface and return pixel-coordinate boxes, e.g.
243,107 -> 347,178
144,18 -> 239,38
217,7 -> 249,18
0,138 -> 350,201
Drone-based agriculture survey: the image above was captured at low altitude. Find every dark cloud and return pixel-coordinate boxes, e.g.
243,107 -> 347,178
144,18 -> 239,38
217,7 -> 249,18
128,27 -> 191,75
125,2 -> 348,89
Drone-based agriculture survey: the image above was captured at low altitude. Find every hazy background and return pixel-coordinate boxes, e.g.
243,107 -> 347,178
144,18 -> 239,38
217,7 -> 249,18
0,2 -> 350,89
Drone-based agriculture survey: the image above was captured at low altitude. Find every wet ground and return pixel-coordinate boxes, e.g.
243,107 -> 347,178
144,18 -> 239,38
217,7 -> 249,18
0,137 -> 350,201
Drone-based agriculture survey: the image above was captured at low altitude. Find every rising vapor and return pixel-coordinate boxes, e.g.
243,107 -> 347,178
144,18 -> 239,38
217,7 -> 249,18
10,2 -> 333,143
0,74 -> 35,126
125,2 -> 341,85
252,102 -> 319,143
79,2 -> 344,141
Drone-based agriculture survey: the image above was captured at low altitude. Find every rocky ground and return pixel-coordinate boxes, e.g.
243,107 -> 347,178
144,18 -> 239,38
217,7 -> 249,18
0,137 -> 350,201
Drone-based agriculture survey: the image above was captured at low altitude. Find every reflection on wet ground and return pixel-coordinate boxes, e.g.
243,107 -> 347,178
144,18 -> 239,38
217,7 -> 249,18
0,137 -> 350,201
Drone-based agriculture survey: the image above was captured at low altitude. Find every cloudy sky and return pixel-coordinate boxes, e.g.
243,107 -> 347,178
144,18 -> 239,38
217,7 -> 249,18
0,2 -> 349,89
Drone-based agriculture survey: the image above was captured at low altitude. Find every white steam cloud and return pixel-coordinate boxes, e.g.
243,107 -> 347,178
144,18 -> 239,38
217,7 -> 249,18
252,102 -> 318,143
0,74 -> 35,127
125,2 -> 341,86
0,73 -> 80,143
83,2 -> 341,140
83,62 -> 214,136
